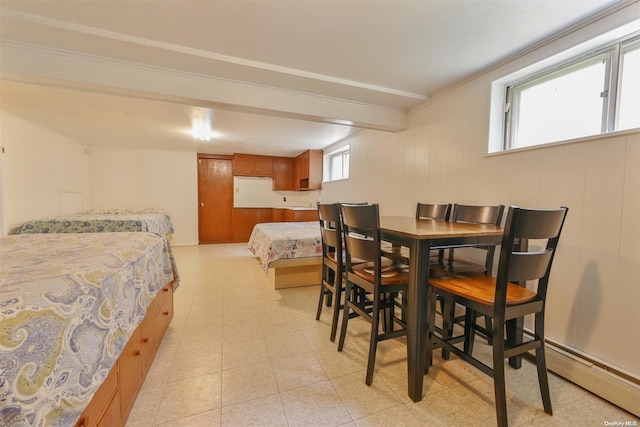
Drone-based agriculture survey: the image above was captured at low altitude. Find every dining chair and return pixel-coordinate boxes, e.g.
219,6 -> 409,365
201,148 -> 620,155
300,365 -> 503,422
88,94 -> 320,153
337,203 -> 409,385
432,203 -> 504,352
315,202 -> 346,342
426,206 -> 568,427
438,203 -> 505,275
383,202 -> 452,264
416,202 -> 452,221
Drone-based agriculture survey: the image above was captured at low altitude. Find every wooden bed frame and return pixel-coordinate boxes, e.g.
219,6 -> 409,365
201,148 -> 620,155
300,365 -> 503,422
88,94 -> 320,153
267,257 -> 322,289
74,281 -> 174,427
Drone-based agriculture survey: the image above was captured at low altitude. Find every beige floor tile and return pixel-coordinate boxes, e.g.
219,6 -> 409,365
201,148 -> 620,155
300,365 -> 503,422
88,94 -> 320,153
265,330 -> 313,359
313,345 -> 367,379
280,380 -> 351,427
331,372 -> 403,420
352,404 -> 422,427
155,409 -> 221,427
222,319 -> 264,344
153,372 -> 222,424
220,394 -> 287,426
168,346 -> 223,381
220,360 -> 279,407
221,337 -> 269,369
272,351 -> 328,391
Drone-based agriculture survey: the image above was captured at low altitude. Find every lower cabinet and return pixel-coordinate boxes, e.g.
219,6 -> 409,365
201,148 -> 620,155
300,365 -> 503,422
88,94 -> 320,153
285,209 -> 318,222
75,283 -> 174,427
234,208 -> 319,242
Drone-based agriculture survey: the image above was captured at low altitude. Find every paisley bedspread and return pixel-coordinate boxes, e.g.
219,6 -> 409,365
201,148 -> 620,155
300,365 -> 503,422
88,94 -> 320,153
9,211 -> 180,288
0,232 -> 175,426
247,221 -> 322,271
11,211 -> 174,236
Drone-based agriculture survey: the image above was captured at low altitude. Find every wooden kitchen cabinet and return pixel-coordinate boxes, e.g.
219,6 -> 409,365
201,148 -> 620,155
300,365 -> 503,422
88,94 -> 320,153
272,157 -> 295,190
234,208 -> 272,241
272,208 -> 286,222
295,150 -> 323,190
233,154 -> 273,177
283,209 -> 318,222
297,150 -> 310,180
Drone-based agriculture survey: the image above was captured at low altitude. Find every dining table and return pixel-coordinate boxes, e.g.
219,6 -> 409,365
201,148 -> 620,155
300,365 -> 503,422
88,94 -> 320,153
379,216 -> 504,402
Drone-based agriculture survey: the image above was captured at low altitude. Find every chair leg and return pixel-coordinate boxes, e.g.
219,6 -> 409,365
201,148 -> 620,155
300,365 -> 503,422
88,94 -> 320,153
492,321 -> 508,427
535,312 -> 553,415
329,274 -> 342,342
337,281 -> 352,352
440,297 -> 454,360
484,315 -> 493,344
463,308 -> 476,355
316,282 -> 326,321
326,268 -> 335,307
366,295 -> 380,385
425,285 -> 438,374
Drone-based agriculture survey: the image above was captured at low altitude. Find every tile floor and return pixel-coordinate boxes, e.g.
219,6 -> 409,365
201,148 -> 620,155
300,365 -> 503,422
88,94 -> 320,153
126,243 -> 638,426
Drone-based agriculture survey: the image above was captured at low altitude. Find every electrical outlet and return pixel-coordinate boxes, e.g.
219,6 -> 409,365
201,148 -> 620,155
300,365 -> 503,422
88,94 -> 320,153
283,197 -> 286,202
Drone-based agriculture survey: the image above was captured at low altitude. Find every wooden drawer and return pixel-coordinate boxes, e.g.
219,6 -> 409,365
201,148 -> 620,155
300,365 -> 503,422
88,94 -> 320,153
76,281 -> 174,427
96,388 -> 121,427
119,328 -> 142,419
139,311 -> 159,375
75,363 -> 120,427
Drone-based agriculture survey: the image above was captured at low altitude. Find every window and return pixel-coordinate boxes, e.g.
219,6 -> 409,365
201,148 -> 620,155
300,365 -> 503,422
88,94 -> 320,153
327,147 -> 349,181
617,38 -> 640,131
502,34 -> 640,151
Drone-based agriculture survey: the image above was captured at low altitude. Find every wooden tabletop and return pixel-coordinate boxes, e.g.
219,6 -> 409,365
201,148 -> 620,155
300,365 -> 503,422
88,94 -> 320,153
379,216 -> 503,240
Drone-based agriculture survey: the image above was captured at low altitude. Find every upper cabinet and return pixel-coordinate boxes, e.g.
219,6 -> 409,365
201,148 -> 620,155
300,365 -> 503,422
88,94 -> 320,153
295,149 -> 323,191
234,154 -> 273,177
272,157 -> 295,191
233,150 -> 322,191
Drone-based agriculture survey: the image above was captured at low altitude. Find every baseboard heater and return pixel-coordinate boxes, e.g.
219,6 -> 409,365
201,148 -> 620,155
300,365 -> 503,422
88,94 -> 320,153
522,332 -> 639,417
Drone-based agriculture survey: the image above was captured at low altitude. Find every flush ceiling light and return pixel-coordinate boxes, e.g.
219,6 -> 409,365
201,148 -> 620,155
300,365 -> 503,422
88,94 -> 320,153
190,108 -> 219,141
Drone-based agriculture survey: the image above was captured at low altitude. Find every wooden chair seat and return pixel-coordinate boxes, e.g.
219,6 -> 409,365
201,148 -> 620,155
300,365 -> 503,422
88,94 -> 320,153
351,263 -> 409,285
327,251 -> 365,265
429,274 -> 537,306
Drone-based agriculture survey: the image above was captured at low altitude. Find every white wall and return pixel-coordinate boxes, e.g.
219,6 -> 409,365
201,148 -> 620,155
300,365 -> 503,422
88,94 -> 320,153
87,146 -> 198,246
234,176 -> 320,208
0,111 -> 90,234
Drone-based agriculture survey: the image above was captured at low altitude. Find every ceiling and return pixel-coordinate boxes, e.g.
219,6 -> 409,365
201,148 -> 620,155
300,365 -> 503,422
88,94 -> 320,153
0,0 -> 624,156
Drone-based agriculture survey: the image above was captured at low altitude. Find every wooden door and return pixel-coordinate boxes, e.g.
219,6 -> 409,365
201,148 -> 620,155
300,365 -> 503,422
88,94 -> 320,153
198,155 -> 234,243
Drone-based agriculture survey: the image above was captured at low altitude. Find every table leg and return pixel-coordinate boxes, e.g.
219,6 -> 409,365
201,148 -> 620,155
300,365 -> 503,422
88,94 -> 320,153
406,239 -> 431,402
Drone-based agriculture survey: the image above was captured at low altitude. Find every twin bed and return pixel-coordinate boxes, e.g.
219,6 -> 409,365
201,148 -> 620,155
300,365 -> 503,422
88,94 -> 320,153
3,212 -> 321,423
1,209 -> 179,426
247,221 -> 323,289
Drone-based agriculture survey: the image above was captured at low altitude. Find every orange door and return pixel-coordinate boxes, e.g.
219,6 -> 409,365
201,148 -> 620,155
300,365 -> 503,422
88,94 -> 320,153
198,155 -> 234,243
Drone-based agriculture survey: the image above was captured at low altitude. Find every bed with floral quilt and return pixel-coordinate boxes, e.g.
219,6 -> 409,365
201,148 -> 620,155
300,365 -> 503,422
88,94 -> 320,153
247,221 -> 322,289
0,232 -> 175,426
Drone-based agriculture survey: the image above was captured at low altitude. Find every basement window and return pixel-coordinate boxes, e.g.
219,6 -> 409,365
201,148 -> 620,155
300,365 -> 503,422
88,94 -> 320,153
490,28 -> 640,153
326,146 -> 350,182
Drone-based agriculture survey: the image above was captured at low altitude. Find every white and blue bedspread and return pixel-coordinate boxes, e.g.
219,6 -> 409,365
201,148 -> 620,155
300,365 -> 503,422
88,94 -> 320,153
247,221 -> 322,271
12,211 -> 174,236
0,232 -> 174,426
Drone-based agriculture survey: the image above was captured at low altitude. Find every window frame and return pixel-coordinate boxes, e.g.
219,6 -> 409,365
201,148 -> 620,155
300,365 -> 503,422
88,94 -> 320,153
326,146 -> 350,182
501,33 -> 640,151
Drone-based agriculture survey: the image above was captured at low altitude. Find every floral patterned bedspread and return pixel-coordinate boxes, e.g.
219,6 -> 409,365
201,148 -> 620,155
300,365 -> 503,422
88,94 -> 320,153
12,212 -> 174,236
0,232 -> 175,427
10,212 -> 180,288
247,221 -> 322,271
